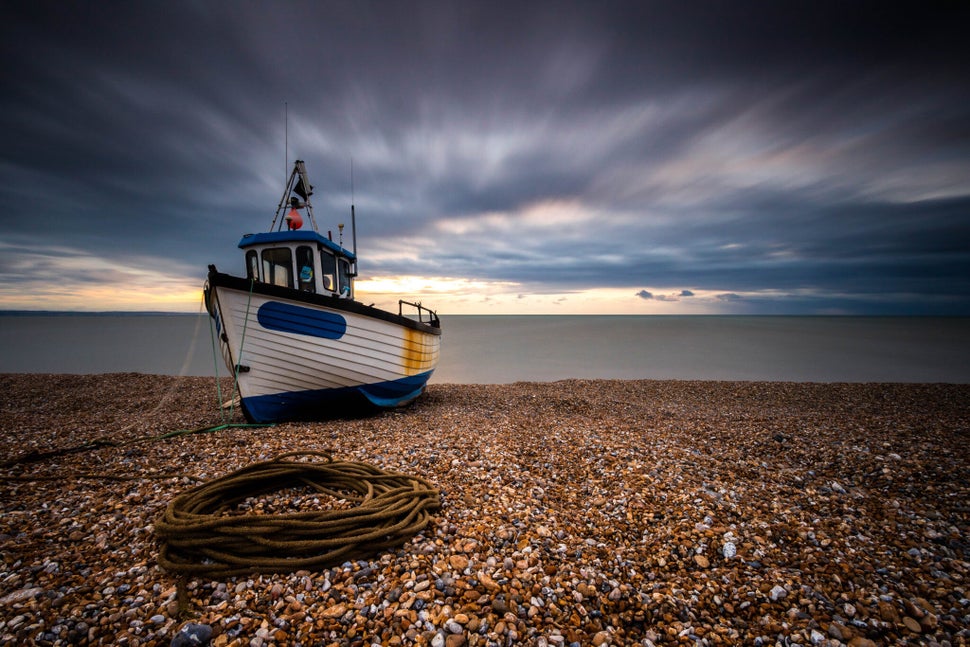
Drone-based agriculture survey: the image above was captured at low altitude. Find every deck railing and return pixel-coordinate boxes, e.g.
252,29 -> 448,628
399,300 -> 440,327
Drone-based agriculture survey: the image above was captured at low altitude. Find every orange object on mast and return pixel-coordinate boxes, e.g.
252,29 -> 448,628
285,208 -> 303,230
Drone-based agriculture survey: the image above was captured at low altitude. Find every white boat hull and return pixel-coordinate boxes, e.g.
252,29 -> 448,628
205,271 -> 440,422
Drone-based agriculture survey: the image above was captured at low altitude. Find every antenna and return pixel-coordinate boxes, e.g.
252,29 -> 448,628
350,158 -> 358,275
284,101 -> 288,182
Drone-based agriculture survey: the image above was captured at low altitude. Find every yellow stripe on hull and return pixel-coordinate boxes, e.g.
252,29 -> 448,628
402,327 -> 440,376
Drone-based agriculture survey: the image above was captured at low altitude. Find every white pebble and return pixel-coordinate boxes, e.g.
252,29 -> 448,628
444,619 -> 463,634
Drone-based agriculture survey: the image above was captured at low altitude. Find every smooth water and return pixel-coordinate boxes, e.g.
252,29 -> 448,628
436,315 -> 970,383
0,314 -> 215,376
1,313 -> 968,383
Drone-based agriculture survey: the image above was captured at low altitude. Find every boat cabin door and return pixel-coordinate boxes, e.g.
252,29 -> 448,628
318,247 -> 354,298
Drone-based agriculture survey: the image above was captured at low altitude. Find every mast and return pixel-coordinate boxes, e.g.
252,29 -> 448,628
270,160 -> 317,232
350,159 -> 358,276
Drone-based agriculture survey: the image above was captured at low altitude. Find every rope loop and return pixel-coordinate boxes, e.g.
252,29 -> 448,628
155,452 -> 440,577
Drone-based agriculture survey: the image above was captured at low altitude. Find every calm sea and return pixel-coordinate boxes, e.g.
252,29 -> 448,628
1,314 -> 968,383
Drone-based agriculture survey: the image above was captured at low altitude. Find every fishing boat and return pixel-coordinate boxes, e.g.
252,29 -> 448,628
204,160 -> 441,423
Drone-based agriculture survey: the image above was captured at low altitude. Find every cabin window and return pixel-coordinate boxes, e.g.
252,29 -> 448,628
319,249 -> 337,293
261,248 -> 293,288
296,246 -> 316,293
246,250 -> 259,280
338,258 -> 353,298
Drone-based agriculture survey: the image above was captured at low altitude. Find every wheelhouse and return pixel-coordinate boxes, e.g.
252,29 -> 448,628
239,230 -> 357,299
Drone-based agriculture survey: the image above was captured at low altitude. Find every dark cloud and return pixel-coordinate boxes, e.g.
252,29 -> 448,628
1,0 -> 968,313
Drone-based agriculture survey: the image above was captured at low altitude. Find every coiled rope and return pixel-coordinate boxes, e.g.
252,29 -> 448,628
155,451 -> 441,578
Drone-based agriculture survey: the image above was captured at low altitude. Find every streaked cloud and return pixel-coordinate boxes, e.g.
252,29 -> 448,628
1,1 -> 967,314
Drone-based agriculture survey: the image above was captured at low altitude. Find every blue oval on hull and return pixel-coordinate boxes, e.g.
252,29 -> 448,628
257,301 -> 347,340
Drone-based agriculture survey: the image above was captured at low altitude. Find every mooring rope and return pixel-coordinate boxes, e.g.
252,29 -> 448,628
155,451 -> 441,578
207,293 -> 228,424
226,278 -> 256,421
1,290 -> 259,473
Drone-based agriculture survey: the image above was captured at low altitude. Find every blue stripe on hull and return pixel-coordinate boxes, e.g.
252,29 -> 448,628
239,371 -> 434,423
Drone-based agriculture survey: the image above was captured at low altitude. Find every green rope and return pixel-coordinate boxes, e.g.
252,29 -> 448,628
155,451 -> 441,577
154,422 -> 271,439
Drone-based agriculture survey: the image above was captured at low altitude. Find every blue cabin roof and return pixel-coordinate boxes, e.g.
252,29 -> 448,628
238,231 -> 356,261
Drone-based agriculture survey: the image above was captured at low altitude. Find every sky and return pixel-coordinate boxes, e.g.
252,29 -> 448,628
2,1 -> 969,315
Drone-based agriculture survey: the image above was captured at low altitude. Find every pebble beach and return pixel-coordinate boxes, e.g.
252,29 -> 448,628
1,374 -> 968,646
